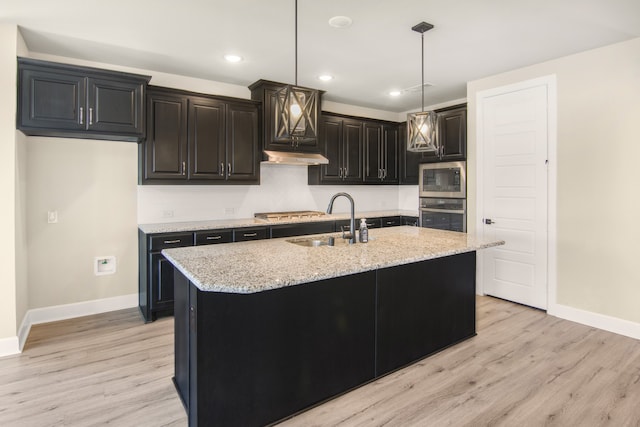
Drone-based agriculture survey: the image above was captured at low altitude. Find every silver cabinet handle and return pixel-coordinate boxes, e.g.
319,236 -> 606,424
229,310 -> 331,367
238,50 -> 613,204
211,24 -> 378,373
220,163 -> 224,176
228,163 -> 232,177
89,107 -> 93,125
386,221 -> 395,225
182,161 -> 186,176
378,168 -> 382,179
206,236 -> 222,240
163,239 -> 181,244
79,107 -> 84,125
344,167 -> 348,179
383,169 -> 387,179
339,167 -> 343,179
243,232 -> 257,237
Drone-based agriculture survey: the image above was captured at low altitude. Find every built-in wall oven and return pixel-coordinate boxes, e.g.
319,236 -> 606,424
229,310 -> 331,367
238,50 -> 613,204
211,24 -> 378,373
419,161 -> 467,232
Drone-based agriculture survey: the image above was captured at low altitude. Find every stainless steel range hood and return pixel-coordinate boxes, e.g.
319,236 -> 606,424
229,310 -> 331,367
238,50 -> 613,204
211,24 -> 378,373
262,150 -> 329,165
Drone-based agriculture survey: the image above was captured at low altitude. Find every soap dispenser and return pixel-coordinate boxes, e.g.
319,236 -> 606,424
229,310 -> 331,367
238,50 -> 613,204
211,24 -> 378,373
359,218 -> 369,243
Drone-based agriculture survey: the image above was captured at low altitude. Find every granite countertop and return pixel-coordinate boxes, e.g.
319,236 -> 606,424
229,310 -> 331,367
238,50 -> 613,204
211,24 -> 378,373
138,210 -> 418,234
162,226 -> 504,294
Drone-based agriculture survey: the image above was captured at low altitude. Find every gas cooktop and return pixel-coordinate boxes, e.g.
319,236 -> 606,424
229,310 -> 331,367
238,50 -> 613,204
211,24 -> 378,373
254,211 -> 327,222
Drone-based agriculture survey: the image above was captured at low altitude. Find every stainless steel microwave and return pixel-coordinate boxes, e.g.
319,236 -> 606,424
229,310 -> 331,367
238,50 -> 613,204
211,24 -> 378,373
418,161 -> 466,198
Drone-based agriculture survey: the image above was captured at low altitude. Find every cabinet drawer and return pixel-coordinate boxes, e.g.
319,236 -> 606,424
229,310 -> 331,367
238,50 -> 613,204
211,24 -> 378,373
234,227 -> 269,242
149,233 -> 194,250
402,216 -> 419,227
380,216 -> 402,227
195,229 -> 233,245
270,221 -> 335,239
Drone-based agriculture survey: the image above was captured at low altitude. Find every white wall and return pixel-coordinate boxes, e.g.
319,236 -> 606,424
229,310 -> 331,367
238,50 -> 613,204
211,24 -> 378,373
26,137 -> 139,309
467,37 -> 640,324
138,164 -> 404,223
0,24 -> 18,343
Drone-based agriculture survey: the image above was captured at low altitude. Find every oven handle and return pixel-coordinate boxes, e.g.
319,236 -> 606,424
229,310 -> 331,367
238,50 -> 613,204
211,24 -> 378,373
420,208 -> 465,214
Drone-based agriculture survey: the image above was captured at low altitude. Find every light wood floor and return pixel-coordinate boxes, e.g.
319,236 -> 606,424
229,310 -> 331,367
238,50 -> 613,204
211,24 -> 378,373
1,296 -> 639,427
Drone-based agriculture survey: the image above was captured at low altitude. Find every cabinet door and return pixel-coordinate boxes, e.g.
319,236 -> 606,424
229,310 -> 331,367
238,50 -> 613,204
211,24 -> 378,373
318,115 -> 343,183
19,68 -> 86,131
227,101 -> 260,182
188,97 -> 226,181
439,108 -> 467,161
363,122 -> 382,182
87,77 -> 145,136
376,253 -> 476,376
144,90 -> 188,180
342,119 -> 364,183
399,121 -> 424,184
150,253 -> 176,311
382,124 -> 399,184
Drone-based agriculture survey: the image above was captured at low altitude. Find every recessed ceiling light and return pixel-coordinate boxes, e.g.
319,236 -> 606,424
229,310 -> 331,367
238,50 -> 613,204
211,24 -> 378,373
318,75 -> 334,82
389,90 -> 402,97
328,16 -> 353,29
224,54 -> 243,63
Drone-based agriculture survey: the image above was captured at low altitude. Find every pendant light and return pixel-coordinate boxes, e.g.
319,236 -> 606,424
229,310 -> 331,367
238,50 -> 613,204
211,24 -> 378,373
274,0 -> 318,146
407,21 -> 437,153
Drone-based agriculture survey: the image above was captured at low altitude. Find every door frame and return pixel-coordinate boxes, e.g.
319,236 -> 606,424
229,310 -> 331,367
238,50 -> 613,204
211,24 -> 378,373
475,75 -> 558,312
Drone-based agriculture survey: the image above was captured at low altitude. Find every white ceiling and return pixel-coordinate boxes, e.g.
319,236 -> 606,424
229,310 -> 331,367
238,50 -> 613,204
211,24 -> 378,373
2,0 -> 639,112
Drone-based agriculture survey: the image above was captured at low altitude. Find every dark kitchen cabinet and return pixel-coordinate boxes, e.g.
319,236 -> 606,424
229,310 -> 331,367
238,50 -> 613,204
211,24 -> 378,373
422,104 -> 467,163
364,122 -> 399,184
376,252 -> 476,375
309,113 -> 364,184
139,86 -> 260,184
380,216 -> 402,227
233,226 -> 269,242
270,221 -> 335,238
139,231 -> 194,322
17,58 -> 149,142
399,121 -> 427,185
401,216 -> 419,227
249,79 -> 322,153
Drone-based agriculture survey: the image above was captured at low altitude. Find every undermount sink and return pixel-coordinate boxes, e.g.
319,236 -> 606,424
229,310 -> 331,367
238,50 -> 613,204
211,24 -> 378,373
286,235 -> 350,247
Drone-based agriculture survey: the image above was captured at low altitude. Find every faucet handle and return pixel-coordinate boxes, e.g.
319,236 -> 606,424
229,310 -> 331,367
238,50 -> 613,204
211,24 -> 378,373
340,225 -> 353,240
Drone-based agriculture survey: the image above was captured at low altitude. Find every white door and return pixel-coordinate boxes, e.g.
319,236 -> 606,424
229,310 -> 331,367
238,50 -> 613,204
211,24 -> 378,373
479,82 -> 549,310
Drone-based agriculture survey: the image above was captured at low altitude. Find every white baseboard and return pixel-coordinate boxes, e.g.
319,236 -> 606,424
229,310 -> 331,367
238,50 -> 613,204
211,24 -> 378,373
4,294 -> 138,357
548,303 -> 640,341
0,336 -> 20,359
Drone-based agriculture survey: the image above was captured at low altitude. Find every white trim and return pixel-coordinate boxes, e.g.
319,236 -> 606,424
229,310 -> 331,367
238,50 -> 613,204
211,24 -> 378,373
474,75 -> 558,308
0,336 -> 20,358
13,294 -> 138,355
549,304 -> 640,341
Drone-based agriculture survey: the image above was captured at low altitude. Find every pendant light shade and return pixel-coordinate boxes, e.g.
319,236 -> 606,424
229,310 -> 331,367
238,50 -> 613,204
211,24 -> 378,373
274,84 -> 318,143
407,21 -> 437,153
274,0 -> 318,145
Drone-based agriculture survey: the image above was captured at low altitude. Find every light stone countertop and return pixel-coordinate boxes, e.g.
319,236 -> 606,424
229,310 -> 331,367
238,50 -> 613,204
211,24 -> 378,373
138,210 -> 418,234
162,226 -> 504,294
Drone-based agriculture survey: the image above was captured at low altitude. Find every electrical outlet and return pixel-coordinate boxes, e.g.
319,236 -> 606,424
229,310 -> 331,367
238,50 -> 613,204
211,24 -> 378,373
225,207 -> 237,215
47,211 -> 58,223
162,210 -> 174,218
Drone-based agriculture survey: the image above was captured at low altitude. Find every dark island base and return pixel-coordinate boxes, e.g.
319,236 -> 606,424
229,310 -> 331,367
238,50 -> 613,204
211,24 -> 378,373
174,251 -> 476,427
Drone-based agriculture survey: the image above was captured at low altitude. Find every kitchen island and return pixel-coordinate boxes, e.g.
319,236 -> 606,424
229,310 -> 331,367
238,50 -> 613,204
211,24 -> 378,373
163,226 -> 503,427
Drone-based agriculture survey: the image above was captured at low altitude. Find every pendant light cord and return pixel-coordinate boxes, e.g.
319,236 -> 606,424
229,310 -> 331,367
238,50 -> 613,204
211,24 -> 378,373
421,31 -> 424,113
294,0 -> 298,86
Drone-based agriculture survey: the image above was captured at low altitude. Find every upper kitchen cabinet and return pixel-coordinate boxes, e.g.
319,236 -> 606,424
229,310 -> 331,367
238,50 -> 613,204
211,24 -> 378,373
308,113 -> 364,184
422,104 -> 467,163
249,79 -> 323,154
17,58 -> 150,142
399,121 -> 424,185
139,86 -> 259,185
363,121 -> 399,184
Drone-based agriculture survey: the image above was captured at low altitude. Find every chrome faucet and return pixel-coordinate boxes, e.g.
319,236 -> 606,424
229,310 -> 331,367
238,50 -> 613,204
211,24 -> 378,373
326,192 -> 356,244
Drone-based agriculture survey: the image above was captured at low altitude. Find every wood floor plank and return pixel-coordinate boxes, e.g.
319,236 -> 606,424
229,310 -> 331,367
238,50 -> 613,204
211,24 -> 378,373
1,296 -> 639,427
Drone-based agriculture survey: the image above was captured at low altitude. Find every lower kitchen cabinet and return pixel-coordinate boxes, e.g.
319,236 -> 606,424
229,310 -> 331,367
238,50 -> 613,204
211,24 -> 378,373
139,231 -> 194,322
376,251 -> 476,375
270,221 -> 335,238
402,216 -> 419,227
139,216 -> 414,321
173,251 -> 476,426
